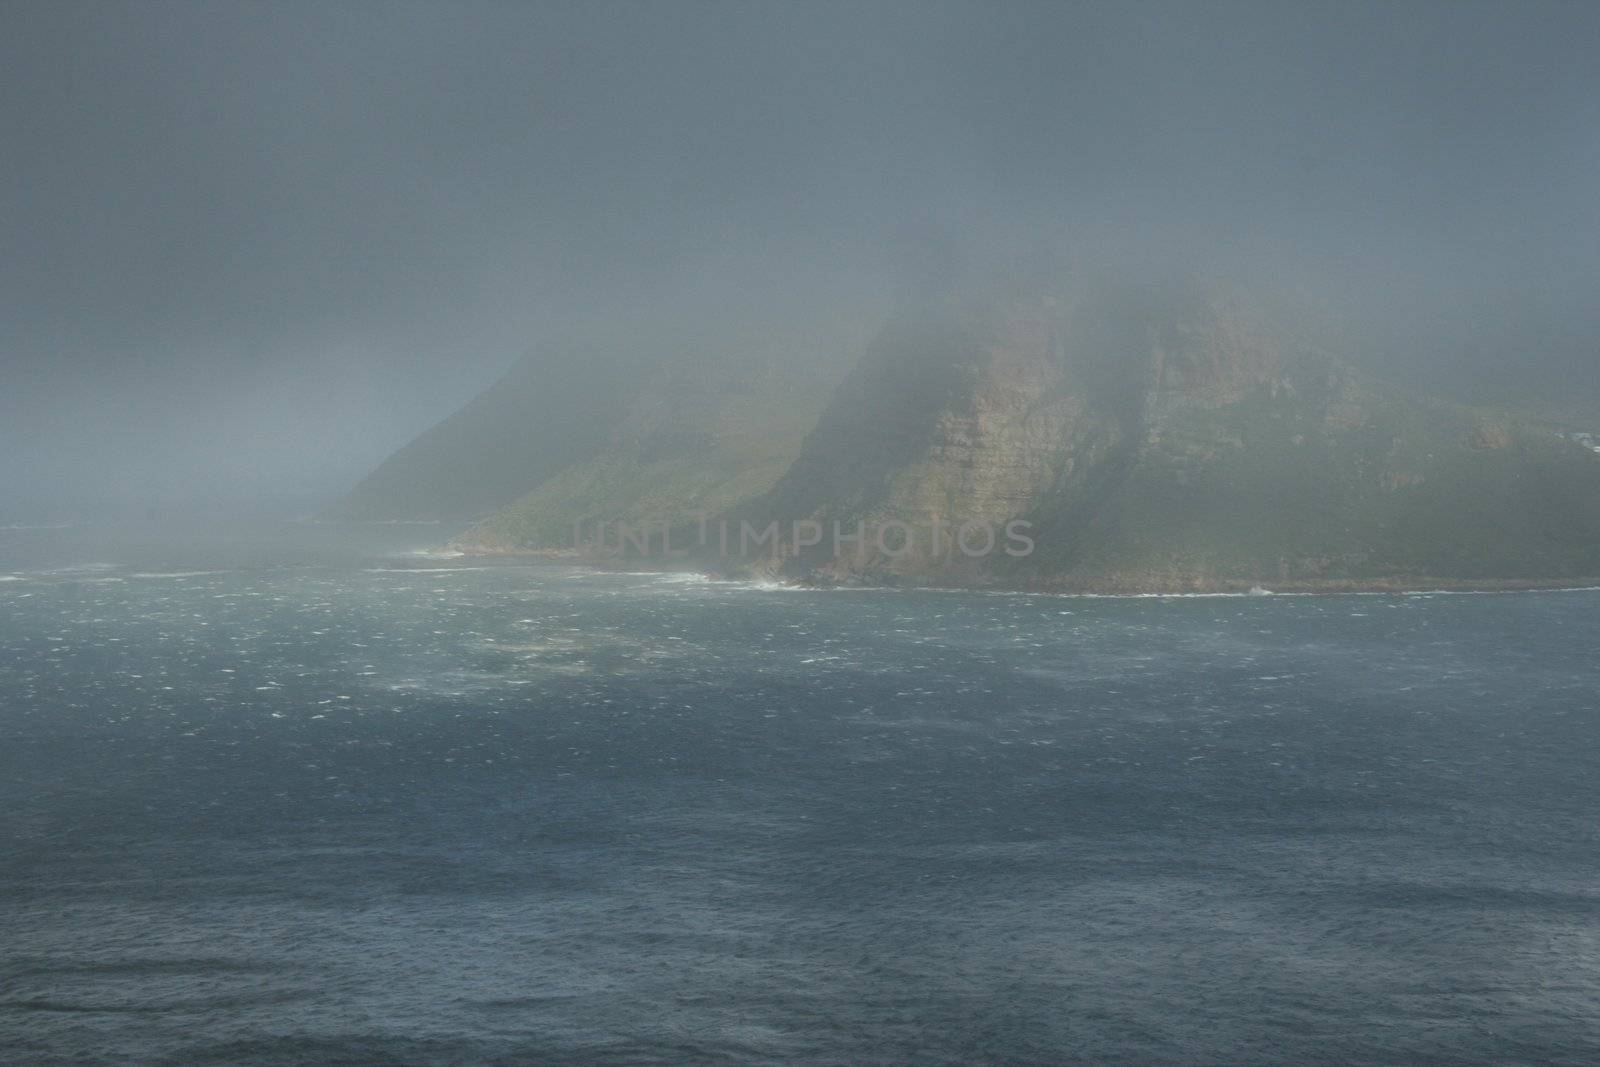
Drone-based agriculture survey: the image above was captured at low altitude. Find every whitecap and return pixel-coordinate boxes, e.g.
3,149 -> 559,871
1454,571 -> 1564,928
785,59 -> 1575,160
28,562 -> 119,576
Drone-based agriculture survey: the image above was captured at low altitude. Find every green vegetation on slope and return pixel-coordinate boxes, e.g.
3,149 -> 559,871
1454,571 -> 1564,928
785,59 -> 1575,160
725,284 -> 1600,589
330,341 -> 643,521
1015,371 -> 1600,587
457,356 -> 846,551
337,278 -> 1600,589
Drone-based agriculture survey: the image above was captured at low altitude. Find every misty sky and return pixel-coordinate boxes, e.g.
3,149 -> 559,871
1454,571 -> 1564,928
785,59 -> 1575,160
3,0 -> 1597,508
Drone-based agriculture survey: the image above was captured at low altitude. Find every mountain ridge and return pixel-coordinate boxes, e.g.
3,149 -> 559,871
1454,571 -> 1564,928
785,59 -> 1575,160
336,278 -> 1600,592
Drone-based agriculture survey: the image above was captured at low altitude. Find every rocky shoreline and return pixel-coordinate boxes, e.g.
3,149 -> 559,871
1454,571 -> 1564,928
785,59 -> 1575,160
440,540 -> 1600,597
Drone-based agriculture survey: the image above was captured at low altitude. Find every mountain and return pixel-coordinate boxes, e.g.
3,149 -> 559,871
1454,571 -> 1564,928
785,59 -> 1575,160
329,338 -> 648,521
337,277 -> 1600,591
453,349 -> 845,552
330,310 -> 864,538
717,280 -> 1600,590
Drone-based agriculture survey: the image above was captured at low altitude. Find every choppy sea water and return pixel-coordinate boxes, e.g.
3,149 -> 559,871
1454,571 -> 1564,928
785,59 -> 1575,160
2,522 -> 1598,1065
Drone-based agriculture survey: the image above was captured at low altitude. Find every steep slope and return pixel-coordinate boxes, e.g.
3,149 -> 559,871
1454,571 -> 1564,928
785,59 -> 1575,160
329,340 -> 645,521
1022,366 -> 1600,590
722,281 -> 1600,590
451,338 -> 855,552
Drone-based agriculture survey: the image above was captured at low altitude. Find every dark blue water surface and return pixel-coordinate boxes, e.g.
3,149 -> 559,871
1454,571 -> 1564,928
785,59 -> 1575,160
2,522 -> 1598,1064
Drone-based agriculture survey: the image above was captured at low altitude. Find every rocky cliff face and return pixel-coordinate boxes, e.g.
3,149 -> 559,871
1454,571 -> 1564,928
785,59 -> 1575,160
338,275 -> 1600,591
720,280 -> 1600,589
730,282 -> 1290,583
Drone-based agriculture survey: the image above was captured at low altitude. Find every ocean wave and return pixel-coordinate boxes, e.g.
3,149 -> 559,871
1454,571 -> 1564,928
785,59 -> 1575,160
25,562 -> 120,577
651,571 -> 745,585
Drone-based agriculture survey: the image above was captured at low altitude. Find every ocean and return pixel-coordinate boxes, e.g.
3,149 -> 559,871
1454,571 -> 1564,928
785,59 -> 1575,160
2,520 -> 1597,1064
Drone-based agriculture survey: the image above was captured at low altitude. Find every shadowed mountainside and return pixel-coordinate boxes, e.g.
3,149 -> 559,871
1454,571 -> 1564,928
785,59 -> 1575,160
338,278 -> 1600,591
452,348 -> 847,553
329,339 -> 647,522
728,280 -> 1600,589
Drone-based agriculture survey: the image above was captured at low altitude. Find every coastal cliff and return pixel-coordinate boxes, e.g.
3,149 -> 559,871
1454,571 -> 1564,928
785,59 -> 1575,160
338,278 -> 1600,591
731,282 -> 1600,589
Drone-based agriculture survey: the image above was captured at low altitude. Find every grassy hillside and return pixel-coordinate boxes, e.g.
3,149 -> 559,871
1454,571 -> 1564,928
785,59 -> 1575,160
330,341 -> 644,521
1014,370 -> 1600,588
335,278 -> 1600,590
716,284 -> 1600,590
456,355 -> 848,551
